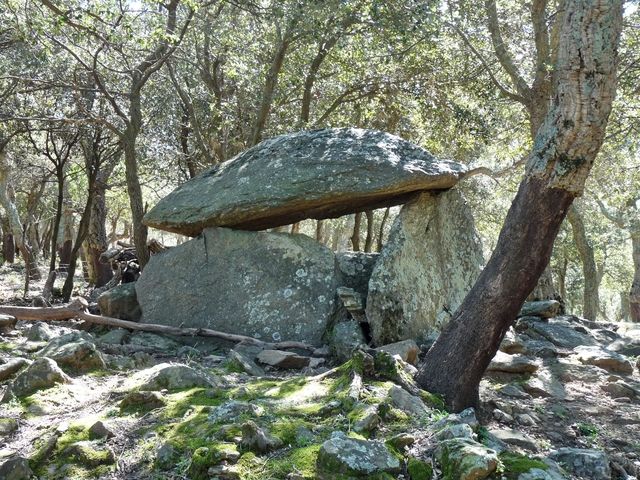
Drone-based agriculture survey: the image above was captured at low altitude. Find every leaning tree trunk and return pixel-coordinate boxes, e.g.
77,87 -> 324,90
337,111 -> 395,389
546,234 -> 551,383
416,0 -> 622,411
630,234 -> 640,322
567,204 -> 599,320
122,128 -> 149,269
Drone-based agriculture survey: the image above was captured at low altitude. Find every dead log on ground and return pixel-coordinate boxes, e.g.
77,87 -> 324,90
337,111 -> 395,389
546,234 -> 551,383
0,298 -> 314,351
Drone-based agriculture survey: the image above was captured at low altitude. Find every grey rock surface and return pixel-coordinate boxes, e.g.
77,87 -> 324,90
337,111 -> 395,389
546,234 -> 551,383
26,322 -> 54,342
144,128 -> 466,235
572,345 -> 634,374
256,349 -> 310,369
488,428 -> 538,451
2,357 -> 70,401
0,358 -> 31,382
519,300 -> 562,318
329,320 -> 367,361
549,448 -> 610,480
97,282 -> 141,321
0,456 -> 33,480
523,318 -> 599,349
366,189 -> 483,344
137,227 -> 339,346
388,385 -> 429,417
38,336 -> 105,373
434,437 -> 498,480
316,431 -> 401,479
133,363 -> 217,391
335,251 -> 379,301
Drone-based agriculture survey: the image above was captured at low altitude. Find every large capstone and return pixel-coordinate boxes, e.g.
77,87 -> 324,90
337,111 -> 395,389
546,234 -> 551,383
136,227 -> 339,345
366,189 -> 483,345
143,128 -> 466,236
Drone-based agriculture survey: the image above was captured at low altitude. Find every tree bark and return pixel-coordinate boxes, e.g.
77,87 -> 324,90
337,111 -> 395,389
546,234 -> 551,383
630,235 -> 640,322
1,215 -> 14,263
0,152 -> 41,280
121,129 -> 149,269
377,207 -> 390,252
417,0 -> 622,411
49,163 -> 65,272
364,210 -> 374,253
567,204 -> 599,320
315,219 -> 325,244
351,212 -> 362,251
251,24 -> 294,145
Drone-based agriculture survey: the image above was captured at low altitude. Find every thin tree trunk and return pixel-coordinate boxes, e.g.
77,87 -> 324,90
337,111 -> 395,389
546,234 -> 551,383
567,204 -> 599,320
377,207 -> 390,252
364,210 -> 374,253
0,153 -> 41,280
1,215 -> 14,263
315,219 -> 325,244
620,290 -> 630,322
630,235 -> 640,322
58,198 -> 74,272
558,253 -> 568,304
251,26 -> 293,145
122,131 -> 149,268
87,182 -> 113,287
417,0 -> 622,411
300,35 -> 340,126
61,167 -> 98,301
49,165 -> 65,272
351,212 -> 362,251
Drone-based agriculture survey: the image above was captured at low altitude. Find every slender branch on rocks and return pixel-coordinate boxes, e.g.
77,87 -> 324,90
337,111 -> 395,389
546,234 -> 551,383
0,298 -> 314,351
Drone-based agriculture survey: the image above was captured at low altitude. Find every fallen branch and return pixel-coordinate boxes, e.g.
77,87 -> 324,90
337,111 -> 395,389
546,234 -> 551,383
0,298 -> 314,351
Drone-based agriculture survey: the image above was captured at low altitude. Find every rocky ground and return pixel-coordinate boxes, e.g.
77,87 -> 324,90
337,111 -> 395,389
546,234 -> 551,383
0,270 -> 639,479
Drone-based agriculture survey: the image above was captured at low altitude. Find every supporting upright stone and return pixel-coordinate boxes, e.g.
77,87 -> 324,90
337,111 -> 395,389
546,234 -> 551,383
136,227 -> 340,346
366,189 -> 484,345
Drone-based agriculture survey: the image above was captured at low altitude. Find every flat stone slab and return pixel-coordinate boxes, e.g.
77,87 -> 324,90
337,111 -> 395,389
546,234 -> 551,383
572,345 -> 634,374
144,128 -> 466,236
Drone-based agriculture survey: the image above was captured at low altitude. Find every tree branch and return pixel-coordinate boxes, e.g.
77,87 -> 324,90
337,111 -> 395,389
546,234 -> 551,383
485,0 -> 532,100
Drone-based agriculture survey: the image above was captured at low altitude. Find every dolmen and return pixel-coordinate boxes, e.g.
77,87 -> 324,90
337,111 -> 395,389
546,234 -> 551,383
136,128 -> 484,346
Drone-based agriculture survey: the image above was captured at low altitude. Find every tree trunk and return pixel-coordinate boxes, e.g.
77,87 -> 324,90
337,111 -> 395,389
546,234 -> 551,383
351,212 -> 362,251
619,290 -> 630,322
49,165 -> 65,272
416,0 -> 622,411
122,131 -> 149,269
1,215 -> 14,263
417,178 -> 574,409
630,234 -> 640,322
364,210 -> 374,253
0,153 -> 41,280
377,207 -> 390,252
567,204 -> 599,320
58,197 -> 75,272
315,219 -> 325,244
251,26 -> 292,145
87,183 -> 113,287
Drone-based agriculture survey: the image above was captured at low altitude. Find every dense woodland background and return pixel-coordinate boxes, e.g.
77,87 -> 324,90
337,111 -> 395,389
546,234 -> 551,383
0,0 -> 638,321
